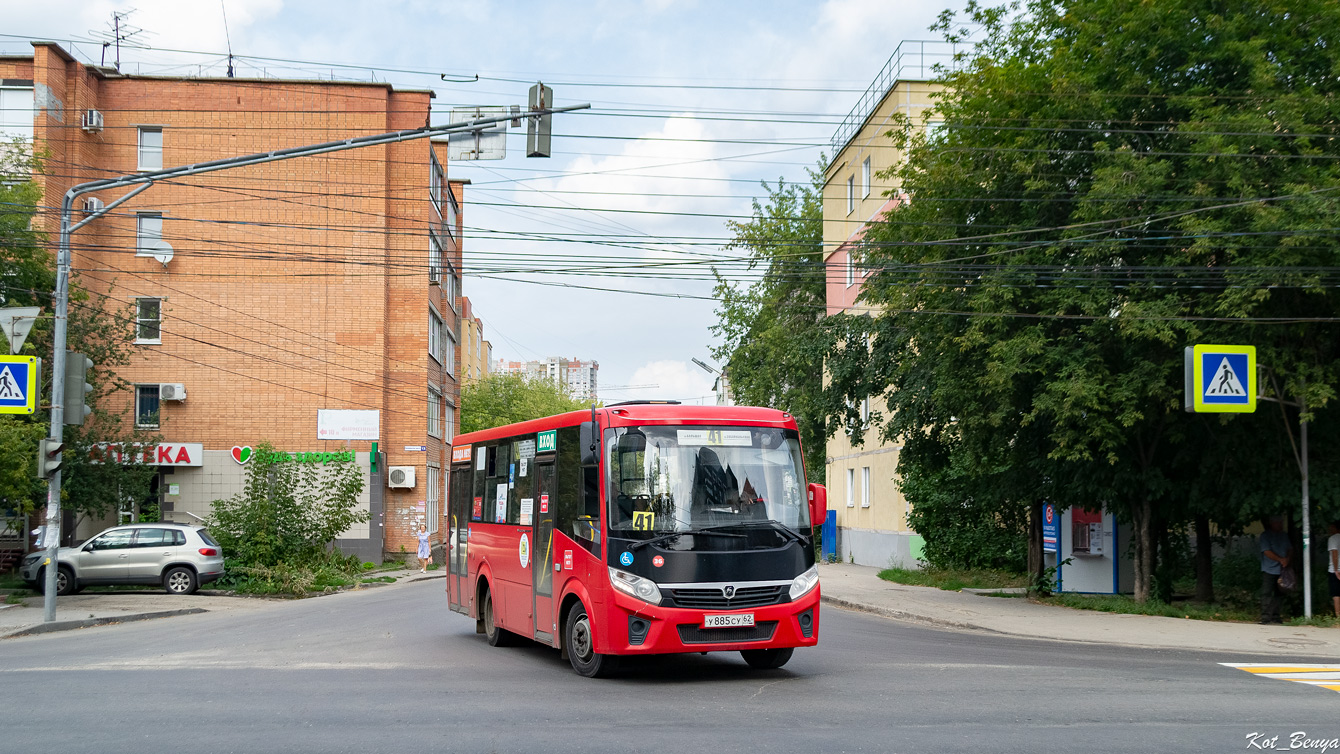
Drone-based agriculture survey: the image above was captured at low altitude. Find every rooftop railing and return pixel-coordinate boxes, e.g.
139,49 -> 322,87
830,40 -> 959,156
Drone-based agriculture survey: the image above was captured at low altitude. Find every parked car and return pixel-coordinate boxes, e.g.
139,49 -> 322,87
19,523 -> 224,596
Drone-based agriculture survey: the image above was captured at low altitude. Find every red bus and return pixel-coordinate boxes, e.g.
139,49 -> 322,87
445,402 -> 827,677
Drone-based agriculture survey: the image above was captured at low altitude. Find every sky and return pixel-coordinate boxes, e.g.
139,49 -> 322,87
5,0 -> 954,405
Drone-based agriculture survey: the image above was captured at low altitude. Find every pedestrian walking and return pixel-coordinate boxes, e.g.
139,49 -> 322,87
1259,516 -> 1292,624
1327,521 -> 1340,619
417,523 -> 431,573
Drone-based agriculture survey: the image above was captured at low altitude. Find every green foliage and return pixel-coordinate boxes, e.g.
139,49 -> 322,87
823,0 -> 1340,600
878,566 -> 1028,591
459,372 -> 592,434
711,163 -> 829,481
0,143 -> 158,522
1040,593 -> 1257,623
206,442 -> 369,569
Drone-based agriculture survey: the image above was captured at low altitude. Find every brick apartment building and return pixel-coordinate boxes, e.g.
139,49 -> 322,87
3,42 -> 463,562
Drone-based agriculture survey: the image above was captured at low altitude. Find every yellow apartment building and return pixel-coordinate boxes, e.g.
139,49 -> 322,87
822,41 -> 951,568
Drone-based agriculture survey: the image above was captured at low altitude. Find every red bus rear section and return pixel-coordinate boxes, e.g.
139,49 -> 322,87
445,403 -> 826,677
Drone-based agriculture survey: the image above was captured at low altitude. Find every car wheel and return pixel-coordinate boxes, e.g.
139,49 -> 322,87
36,567 -> 77,596
565,602 -> 618,678
163,566 -> 198,595
482,589 -> 515,647
740,647 -> 794,669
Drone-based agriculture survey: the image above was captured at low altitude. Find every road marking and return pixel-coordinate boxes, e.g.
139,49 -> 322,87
1221,663 -> 1340,694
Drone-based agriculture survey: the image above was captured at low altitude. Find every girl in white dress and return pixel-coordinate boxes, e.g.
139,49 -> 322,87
417,524 -> 431,573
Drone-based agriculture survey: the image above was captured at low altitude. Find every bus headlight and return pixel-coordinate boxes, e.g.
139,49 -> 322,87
788,565 -> 820,601
609,568 -> 663,605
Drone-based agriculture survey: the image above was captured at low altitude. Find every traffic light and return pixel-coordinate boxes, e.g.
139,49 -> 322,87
527,82 -> 553,158
36,438 -> 64,479
64,351 -> 93,426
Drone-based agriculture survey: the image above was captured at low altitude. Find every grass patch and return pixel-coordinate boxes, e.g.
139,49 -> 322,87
878,566 -> 1028,592
1039,592 -> 1258,622
0,572 -> 29,590
360,576 -> 397,584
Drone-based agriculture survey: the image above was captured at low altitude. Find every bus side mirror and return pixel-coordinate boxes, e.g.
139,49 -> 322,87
579,421 -> 599,466
807,483 -> 827,527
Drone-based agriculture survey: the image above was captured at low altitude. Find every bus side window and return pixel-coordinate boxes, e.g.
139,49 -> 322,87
471,445 -> 488,522
557,426 -> 600,556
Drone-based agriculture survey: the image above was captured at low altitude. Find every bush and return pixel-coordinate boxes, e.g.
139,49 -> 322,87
206,442 -> 369,569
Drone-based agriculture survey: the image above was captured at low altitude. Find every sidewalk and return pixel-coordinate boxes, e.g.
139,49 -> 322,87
819,562 -> 1338,658
0,573 -> 444,639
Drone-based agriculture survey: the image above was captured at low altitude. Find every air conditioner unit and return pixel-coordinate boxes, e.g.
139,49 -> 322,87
81,109 -> 104,133
82,196 -> 104,214
159,383 -> 186,401
387,466 -> 416,489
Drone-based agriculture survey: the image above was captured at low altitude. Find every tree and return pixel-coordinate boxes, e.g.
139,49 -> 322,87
711,163 -> 829,481
0,144 -> 159,530
205,442 -> 368,567
824,0 -> 1340,601
460,373 -> 592,434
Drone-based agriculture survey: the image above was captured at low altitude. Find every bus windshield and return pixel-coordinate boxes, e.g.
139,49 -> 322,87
606,425 -> 809,539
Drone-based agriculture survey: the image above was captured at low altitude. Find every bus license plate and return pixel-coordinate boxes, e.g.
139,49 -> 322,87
703,613 -> 754,629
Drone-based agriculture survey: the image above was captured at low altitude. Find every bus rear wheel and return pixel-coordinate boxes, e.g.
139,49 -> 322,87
741,647 -> 793,669
565,603 -> 618,678
482,588 -> 516,647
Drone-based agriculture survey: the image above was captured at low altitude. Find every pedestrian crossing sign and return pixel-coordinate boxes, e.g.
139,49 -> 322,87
0,355 -> 38,415
1187,345 -> 1256,414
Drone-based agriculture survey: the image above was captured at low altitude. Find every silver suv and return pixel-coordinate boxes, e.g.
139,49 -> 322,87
19,523 -> 224,596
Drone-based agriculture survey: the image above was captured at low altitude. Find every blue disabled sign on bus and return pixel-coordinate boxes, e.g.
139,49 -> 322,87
0,355 -> 38,415
1185,345 -> 1256,414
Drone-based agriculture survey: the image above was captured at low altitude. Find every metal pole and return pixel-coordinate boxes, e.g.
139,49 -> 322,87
1301,389 -> 1312,619
42,193 -> 73,622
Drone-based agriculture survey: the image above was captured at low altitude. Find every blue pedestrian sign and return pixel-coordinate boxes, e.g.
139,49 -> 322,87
0,355 -> 37,415
1186,345 -> 1256,414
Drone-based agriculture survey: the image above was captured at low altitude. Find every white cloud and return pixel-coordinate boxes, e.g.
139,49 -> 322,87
613,360 -> 716,405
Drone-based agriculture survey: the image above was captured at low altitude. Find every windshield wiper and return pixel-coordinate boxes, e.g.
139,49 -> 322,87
696,519 -> 807,544
625,527 -> 747,550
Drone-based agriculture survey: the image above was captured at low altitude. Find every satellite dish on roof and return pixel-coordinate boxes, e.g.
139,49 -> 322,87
147,239 -> 174,266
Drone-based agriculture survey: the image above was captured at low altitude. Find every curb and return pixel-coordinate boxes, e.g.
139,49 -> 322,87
3,608 -> 208,638
821,594 -> 999,635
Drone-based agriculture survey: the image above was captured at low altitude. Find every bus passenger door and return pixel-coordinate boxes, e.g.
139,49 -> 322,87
533,461 -> 556,643
448,466 -> 471,613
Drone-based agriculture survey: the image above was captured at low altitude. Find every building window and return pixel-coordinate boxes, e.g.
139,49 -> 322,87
443,259 -> 458,312
846,175 -> 855,215
862,157 -> 871,198
860,397 -> 870,427
861,467 -> 871,508
138,127 -> 163,171
429,230 -> 443,284
443,318 -> 456,376
135,384 -> 160,428
846,468 -> 855,508
426,464 -> 441,534
845,251 -> 855,287
0,87 -> 34,142
429,308 -> 442,363
135,297 -> 161,343
444,402 -> 455,443
446,189 -> 459,234
136,213 -> 163,256
428,385 -> 442,438
429,151 -> 445,218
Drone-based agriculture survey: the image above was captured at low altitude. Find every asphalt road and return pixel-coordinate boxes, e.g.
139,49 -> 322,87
2,578 -> 1336,754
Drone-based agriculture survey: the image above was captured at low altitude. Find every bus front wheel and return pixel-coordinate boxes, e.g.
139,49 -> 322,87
741,647 -> 793,669
565,603 -> 618,678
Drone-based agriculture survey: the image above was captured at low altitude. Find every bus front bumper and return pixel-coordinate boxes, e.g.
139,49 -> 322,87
604,586 -> 821,655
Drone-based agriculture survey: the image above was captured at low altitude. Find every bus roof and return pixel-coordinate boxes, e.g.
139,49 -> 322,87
453,404 -> 797,447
